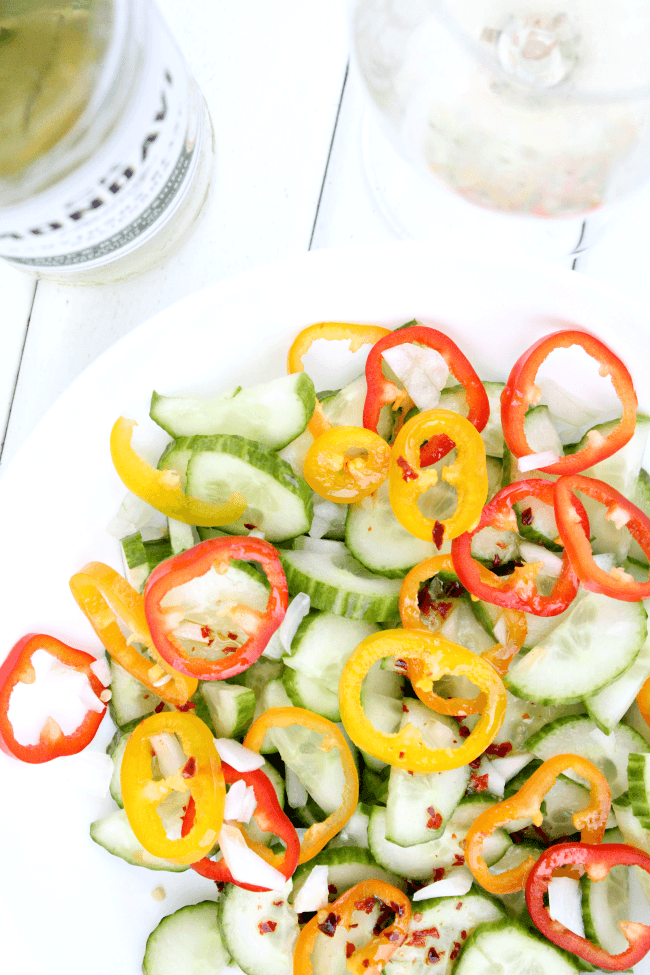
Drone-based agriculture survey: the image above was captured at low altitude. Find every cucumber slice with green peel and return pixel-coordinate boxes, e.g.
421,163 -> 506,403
323,374 -> 393,441
269,719 -> 350,816
585,617 -> 650,733
245,659 -> 285,699
628,752 -> 650,827
279,543 -> 401,622
281,667 -> 341,721
490,841 -> 544,918
486,456 -> 503,501
284,611 -> 379,684
90,808 -> 189,872
453,917 -> 582,974
612,797 -> 650,910
367,804 -> 511,881
515,493 -> 563,552
345,479 -> 437,578
107,728 -> 131,807
327,803 -> 371,849
150,372 -> 316,449
185,435 -> 312,541
439,381 -> 506,457
385,701 -> 470,846
143,536 -> 173,569
120,532 -> 149,593
218,883 -> 298,975
251,676 -> 291,753
290,846 -> 406,905
505,592 -> 647,705
108,658 -> 162,727
525,714 -> 650,799
143,901 -> 229,975
200,681 -> 256,739
580,844 -> 630,959
470,525 -> 520,564
500,405 -> 563,488
361,765 -> 390,805
629,468 -> 650,565
158,436 -> 193,485
167,517 -> 199,555
385,889 -> 505,975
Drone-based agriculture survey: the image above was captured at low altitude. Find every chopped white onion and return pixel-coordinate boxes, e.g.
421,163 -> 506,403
7,649 -> 105,746
248,529 -> 266,539
218,824 -> 287,890
309,500 -> 341,540
263,593 -> 310,659
286,768 -> 308,808
107,491 -> 160,538
413,866 -> 473,901
153,674 -> 172,687
548,877 -> 585,937
381,343 -> 449,412
224,779 -> 258,823
519,542 -> 564,578
293,865 -> 329,913
489,751 -> 533,782
517,451 -> 560,473
214,738 -> 265,772
150,733 -> 186,777
89,657 -> 111,687
589,727 -> 617,758
53,750 -> 114,797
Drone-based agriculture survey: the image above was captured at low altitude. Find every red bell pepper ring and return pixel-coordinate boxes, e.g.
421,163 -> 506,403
526,842 -> 650,971
191,761 -> 300,891
555,474 -> 650,600
362,325 -> 490,466
451,479 -> 588,616
501,330 -> 638,475
0,633 -> 106,763
144,536 -> 288,680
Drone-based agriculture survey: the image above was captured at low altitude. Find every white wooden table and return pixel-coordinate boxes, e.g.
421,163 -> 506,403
3,0 -> 650,473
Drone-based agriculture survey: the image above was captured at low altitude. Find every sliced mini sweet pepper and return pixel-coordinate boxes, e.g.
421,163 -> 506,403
339,629 -> 506,772
0,633 -> 106,763
501,330 -> 637,475
120,710 -> 225,865
144,536 -> 288,680
69,561 -> 197,706
555,474 -> 650,600
243,707 -> 358,864
191,761 -> 300,891
293,880 -> 411,975
452,478 -> 587,616
110,417 -> 246,526
465,754 -> 611,895
363,325 -> 490,467
526,842 -> 650,971
303,426 -> 391,503
389,409 -> 488,544
287,322 -> 391,438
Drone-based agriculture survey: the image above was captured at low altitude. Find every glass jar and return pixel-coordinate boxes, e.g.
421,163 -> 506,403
0,0 -> 214,284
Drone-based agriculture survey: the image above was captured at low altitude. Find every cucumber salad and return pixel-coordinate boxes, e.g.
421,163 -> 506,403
4,320 -> 650,975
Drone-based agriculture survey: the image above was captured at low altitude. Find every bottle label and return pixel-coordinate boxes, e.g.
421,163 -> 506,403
0,5 -> 201,270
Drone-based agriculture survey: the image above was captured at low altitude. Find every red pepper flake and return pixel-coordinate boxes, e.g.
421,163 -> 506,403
317,912 -> 340,937
455,903 -> 462,911
406,925 -> 441,948
521,507 -> 534,526
402,703 -> 410,713
399,751 -> 405,760
471,773 -> 489,792
181,755 -> 196,779
363,962 -> 369,969
354,897 -> 376,915
443,580 -> 464,597
223,646 -> 238,654
227,632 -> 238,641
458,726 -> 470,738
394,659 -> 408,673
258,920 -> 277,934
533,823 -> 551,844
407,770 -> 414,776
328,884 -> 338,898
453,854 -> 465,867
434,600 -> 453,620
176,701 -> 196,712
469,757 -> 482,769
373,904 -> 395,934
346,943 -> 356,959
432,868 -> 446,883
492,554 -> 502,568
427,947 -> 440,964
432,520 -> 445,550
273,901 -> 284,906
450,941 -> 462,960
244,523 -> 257,530
426,808 -> 443,830
461,930 -> 467,940
215,881 -> 225,892
413,913 -> 423,923
486,741 -> 513,758
397,455 -> 419,481
201,625 -> 212,640
154,701 -> 165,713
418,586 -> 434,616
143,694 -> 150,700
522,713 -> 530,720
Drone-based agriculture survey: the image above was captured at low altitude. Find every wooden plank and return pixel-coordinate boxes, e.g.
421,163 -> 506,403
2,0 -> 348,466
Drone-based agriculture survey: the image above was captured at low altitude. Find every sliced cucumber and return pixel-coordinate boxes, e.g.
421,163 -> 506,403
158,436 -> 194,485
525,714 -> 650,799
504,759 -> 609,841
269,720 -> 349,815
360,692 -> 404,772
200,681 -> 256,739
142,536 -> 173,569
505,592 -> 647,704
143,901 -> 229,975
290,846 -> 405,906
327,804 -> 371,849
218,883 -> 298,975
628,752 -> 650,827
279,543 -> 401,622
184,434 -> 312,540
252,677 -> 292,753
385,701 -> 470,846
367,804 -> 511,881
281,668 -> 341,721
492,692 -> 585,753
150,372 -> 316,449
453,917 -> 581,974
243,658 -> 284,699
629,468 -> 650,565
514,493 -> 563,552
167,517 -> 199,555
585,615 -> 650,732
108,658 -> 161,727
107,727 -> 131,808
613,797 -> 650,908
90,808 -> 189,872
490,841 -> 544,918
439,381 -> 505,457
120,532 -> 150,593
285,611 -> 379,685
580,843 -> 630,958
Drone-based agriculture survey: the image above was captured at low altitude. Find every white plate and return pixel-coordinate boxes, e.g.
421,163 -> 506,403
2,241 -> 650,974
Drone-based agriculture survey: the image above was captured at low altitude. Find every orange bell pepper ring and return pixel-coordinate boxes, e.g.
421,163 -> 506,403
303,426 -> 391,503
69,561 -> 197,706
243,707 -> 359,864
110,417 -> 246,526
293,880 -> 411,975
287,322 -> 391,439
339,629 -> 506,773
465,754 -> 611,894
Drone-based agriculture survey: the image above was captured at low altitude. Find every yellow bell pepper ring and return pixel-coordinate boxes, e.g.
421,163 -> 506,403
339,629 -> 507,773
303,426 -> 391,503
120,711 -> 225,865
389,409 -> 488,544
110,417 -> 246,527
